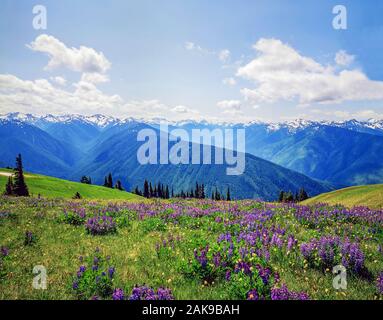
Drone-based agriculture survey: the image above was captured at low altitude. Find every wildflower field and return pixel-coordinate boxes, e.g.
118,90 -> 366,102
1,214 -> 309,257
0,196 -> 382,300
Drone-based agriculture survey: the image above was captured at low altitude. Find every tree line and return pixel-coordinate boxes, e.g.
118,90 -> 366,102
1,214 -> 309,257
132,180 -> 232,201
278,188 -> 309,203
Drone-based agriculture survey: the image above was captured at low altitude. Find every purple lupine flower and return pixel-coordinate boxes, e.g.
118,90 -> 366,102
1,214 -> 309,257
287,235 -> 297,251
157,287 -> 174,300
256,264 -> 272,285
271,284 -> 309,300
225,270 -> 231,281
247,289 -> 259,300
234,261 -> 252,276
72,281 -> 79,290
108,267 -> 115,279
377,272 -> 383,295
112,288 -> 125,300
0,246 -> 9,257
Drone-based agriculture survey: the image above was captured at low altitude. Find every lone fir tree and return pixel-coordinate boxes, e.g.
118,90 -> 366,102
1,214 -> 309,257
4,176 -> 14,196
13,154 -> 29,197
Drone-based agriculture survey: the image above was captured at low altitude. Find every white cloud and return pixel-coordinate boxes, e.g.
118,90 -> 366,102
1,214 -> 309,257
171,105 -> 199,114
217,100 -> 241,110
218,49 -> 231,63
28,34 -> 111,74
50,76 -> 67,86
0,74 -> 206,121
237,38 -> 383,105
80,73 -> 109,84
335,50 -> 355,66
184,41 -> 213,55
222,77 -> 236,86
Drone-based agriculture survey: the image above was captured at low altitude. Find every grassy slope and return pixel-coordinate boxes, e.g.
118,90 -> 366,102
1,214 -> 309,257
0,168 -> 140,200
302,184 -> 383,209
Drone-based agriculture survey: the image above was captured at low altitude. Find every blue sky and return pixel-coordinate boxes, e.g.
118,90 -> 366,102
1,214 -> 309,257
1,0 -> 383,122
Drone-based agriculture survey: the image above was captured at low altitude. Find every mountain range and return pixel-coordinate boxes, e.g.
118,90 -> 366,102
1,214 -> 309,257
1,112 -> 383,200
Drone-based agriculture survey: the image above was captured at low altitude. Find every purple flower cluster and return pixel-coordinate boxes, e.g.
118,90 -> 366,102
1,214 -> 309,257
129,285 -> 174,300
246,289 -> 259,300
377,272 -> 383,295
72,249 -> 115,300
112,288 -> 125,300
194,246 -> 209,269
300,236 -> 366,275
85,215 -> 116,235
271,284 -> 310,300
341,241 -> 365,274
0,246 -> 9,257
62,207 -> 86,225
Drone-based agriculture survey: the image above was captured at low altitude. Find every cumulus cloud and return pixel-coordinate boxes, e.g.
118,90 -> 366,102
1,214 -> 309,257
222,77 -> 236,86
218,49 -> 231,63
28,34 -> 111,74
335,50 -> 355,66
217,100 -> 241,110
50,76 -> 67,86
237,38 -> 383,105
80,72 -> 109,84
0,74 -> 205,121
172,105 -> 200,114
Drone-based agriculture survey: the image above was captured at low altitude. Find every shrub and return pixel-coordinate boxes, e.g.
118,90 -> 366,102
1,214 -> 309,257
24,231 -> 36,246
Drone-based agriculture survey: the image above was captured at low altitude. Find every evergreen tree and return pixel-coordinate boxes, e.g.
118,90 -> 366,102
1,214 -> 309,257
284,191 -> 294,203
201,184 -> 205,199
103,177 -> 108,187
143,180 -> 150,198
165,185 -> 170,199
171,188 -> 174,198
226,187 -> 231,201
13,154 -> 29,197
115,180 -> 124,191
4,176 -> 13,196
195,182 -> 200,199
298,188 -> 309,201
211,190 -> 215,200
149,183 -> 153,198
107,173 -> 113,188
278,191 -> 285,203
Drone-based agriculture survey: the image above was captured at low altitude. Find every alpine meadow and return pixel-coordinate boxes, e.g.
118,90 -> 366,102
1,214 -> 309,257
1,0 -> 383,306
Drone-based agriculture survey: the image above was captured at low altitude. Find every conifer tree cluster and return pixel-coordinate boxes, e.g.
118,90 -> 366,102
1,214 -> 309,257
211,187 -> 232,201
133,180 -> 233,201
174,182 -> 206,199
102,173 -> 124,190
4,154 -> 29,197
133,180 -> 170,199
278,188 -> 309,203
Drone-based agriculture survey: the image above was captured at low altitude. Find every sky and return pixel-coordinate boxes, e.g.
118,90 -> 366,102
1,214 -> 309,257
1,0 -> 383,123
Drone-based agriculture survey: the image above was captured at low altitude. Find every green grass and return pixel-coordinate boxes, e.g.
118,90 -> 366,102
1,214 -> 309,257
0,168 -> 141,200
302,184 -> 383,209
